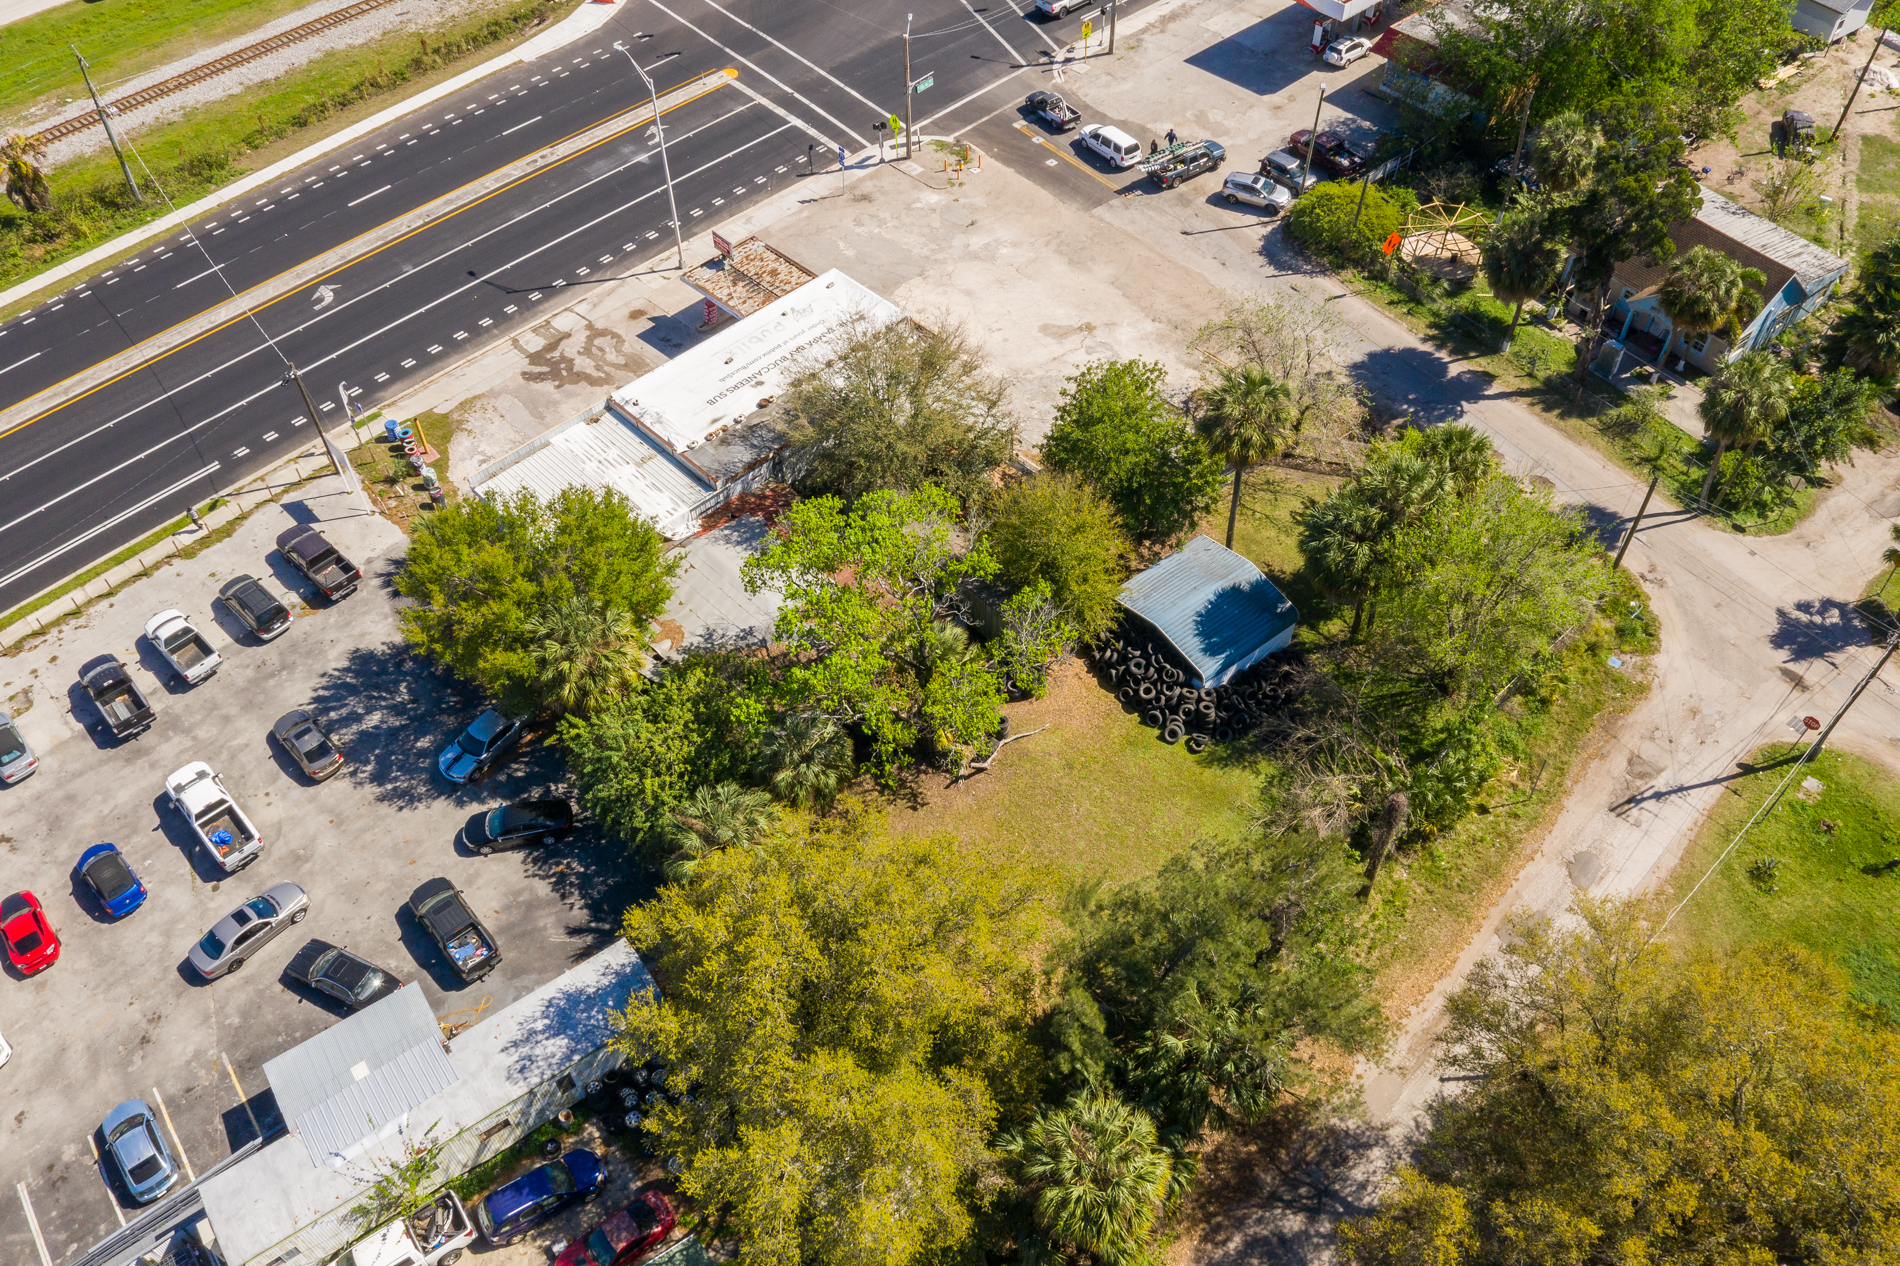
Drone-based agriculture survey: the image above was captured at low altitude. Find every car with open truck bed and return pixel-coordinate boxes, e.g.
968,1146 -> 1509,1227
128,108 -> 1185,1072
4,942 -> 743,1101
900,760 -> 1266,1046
410,877 -> 501,983
82,656 -> 155,739
277,525 -> 362,602
144,609 -> 222,685
165,762 -> 263,871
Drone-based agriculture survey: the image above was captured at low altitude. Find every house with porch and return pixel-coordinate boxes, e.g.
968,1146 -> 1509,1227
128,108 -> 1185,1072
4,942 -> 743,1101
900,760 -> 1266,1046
1566,185 -> 1849,377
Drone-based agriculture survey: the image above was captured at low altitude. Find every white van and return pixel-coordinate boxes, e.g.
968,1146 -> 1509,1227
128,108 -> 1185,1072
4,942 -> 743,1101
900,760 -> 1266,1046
1080,124 -> 1143,169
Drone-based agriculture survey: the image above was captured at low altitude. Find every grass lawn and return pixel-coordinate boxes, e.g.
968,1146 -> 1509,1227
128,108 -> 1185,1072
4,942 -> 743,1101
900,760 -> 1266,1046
1858,134 -> 1900,255
348,404 -> 467,533
1669,743 -> 1900,1023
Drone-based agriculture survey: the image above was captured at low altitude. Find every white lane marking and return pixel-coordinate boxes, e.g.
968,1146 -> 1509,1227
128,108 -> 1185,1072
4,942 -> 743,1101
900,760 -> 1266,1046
711,197 -> 724,206
724,73 -> 837,149
504,304 -> 518,313
689,0 -> 889,122
501,115 -> 544,136
174,263 -> 225,288
0,352 -> 42,376
17,1182 -> 52,1266
428,344 -> 443,353
453,330 -> 469,339
347,185 -> 392,207
374,372 -> 389,381
958,0 -> 1029,63
401,358 -> 417,367
647,0 -> 865,144
319,400 -> 335,411
232,446 -> 250,457
922,69 -> 1027,133
85,1136 -> 126,1226
0,465 -> 220,590
262,431 -> 279,441
529,291 -> 543,299
575,267 -> 590,275
150,1087 -> 194,1180
478,317 -> 493,326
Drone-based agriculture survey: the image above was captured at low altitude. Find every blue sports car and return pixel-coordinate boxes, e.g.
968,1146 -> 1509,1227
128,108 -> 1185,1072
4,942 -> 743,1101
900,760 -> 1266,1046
80,844 -> 147,918
476,1149 -> 604,1244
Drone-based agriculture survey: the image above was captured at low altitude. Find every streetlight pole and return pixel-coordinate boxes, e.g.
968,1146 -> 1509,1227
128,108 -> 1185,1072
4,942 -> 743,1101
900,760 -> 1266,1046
1300,82 -> 1326,186
615,43 -> 685,271
903,14 -> 914,161
73,46 -> 140,202
1108,1 -> 1118,55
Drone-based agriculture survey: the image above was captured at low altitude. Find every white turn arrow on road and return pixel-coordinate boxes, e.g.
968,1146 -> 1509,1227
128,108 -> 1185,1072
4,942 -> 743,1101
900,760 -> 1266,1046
311,285 -> 336,310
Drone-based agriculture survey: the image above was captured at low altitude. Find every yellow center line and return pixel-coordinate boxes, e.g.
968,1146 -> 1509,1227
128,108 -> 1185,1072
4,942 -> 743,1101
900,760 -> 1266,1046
1011,121 -> 1126,192
1,73 -> 735,443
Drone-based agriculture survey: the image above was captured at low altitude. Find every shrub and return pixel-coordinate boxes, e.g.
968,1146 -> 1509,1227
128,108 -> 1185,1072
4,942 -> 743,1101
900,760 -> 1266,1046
1284,181 -> 1412,265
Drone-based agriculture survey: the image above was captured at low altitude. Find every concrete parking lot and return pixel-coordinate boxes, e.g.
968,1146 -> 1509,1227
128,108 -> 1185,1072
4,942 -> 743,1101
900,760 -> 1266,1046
0,470 -> 651,1265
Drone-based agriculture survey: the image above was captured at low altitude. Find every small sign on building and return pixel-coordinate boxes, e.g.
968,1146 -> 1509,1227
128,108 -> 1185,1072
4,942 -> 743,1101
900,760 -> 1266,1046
712,231 -> 733,258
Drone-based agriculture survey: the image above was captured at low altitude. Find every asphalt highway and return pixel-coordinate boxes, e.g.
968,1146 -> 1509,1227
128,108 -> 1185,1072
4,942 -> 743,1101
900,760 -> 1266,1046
0,0 -> 1162,619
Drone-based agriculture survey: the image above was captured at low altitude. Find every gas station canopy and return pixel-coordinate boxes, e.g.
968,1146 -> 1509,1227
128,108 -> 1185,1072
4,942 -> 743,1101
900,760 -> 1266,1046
1296,0 -> 1384,21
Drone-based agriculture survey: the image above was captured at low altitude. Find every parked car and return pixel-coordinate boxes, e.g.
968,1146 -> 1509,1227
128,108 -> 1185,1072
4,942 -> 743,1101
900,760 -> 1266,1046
80,844 -> 148,919
555,1191 -> 677,1266
285,939 -> 402,1010
1147,139 -> 1225,189
1288,129 -> 1367,177
1035,0 -> 1090,14
1322,34 -> 1374,66
1,892 -> 58,974
437,709 -> 524,785
1079,123 -> 1144,169
476,1149 -> 605,1245
0,711 -> 36,784
336,1192 -> 475,1266
82,656 -> 155,739
277,525 -> 361,602
410,878 -> 501,983
144,610 -> 222,685
188,882 -> 308,980
1221,172 -> 1293,213
0,1029 -> 11,1066
218,575 -> 291,641
1025,89 -> 1080,131
1259,148 -> 1322,194
272,709 -> 345,781
166,762 -> 264,871
471,798 -> 575,854
101,1099 -> 180,1204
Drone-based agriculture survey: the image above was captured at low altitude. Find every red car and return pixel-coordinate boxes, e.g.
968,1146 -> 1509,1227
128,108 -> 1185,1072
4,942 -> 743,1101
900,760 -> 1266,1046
555,1191 -> 675,1266
1,892 -> 59,975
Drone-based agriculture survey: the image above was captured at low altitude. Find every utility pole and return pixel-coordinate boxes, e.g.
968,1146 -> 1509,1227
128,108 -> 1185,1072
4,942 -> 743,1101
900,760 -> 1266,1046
1300,83 -> 1326,186
1108,1 -> 1118,54
1808,631 -> 1900,759
287,364 -> 346,480
1349,165 -> 1374,232
1612,472 -> 1660,570
73,46 -> 140,202
1834,25 -> 1890,140
1495,85 -> 1534,231
615,43 -> 684,270
903,14 -> 914,161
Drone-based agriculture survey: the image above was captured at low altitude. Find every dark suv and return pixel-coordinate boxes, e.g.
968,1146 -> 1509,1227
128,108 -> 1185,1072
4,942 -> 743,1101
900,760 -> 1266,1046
277,525 -> 361,601
218,575 -> 291,640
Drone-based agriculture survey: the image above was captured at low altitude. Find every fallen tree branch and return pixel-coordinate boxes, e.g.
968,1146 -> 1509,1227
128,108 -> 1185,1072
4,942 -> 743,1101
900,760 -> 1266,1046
952,724 -> 1051,785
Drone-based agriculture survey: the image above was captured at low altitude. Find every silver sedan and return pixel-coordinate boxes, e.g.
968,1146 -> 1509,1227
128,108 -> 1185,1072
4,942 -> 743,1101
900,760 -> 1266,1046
187,882 -> 309,980
1221,172 -> 1293,214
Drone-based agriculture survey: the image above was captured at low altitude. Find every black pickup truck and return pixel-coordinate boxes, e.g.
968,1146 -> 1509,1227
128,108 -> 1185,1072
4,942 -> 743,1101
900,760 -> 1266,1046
410,878 -> 501,984
277,525 -> 361,601
1025,90 -> 1081,132
82,656 -> 155,739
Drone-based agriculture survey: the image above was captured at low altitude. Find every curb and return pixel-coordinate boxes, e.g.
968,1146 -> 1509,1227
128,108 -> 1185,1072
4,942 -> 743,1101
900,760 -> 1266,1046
0,0 -> 621,316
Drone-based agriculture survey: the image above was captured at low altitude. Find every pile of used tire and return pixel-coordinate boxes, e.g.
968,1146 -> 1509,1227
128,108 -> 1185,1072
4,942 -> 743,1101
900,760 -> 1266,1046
1094,632 -> 1304,754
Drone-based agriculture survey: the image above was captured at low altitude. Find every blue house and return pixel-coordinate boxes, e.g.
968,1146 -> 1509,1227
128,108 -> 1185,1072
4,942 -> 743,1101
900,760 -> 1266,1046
1566,186 -> 1849,377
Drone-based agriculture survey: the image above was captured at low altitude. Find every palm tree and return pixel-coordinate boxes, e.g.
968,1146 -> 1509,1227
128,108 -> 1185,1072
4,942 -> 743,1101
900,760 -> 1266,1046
1879,524 -> 1900,598
1696,351 -> 1794,505
525,594 -> 644,715
0,134 -> 51,213
1414,423 -> 1498,496
754,713 -> 854,810
1657,245 -> 1766,367
1529,112 -> 1600,193
1838,233 -> 1900,378
1298,489 -> 1382,639
1480,202 -> 1566,350
664,782 -> 775,882
1001,1091 -> 1175,1266
1193,364 -> 1296,548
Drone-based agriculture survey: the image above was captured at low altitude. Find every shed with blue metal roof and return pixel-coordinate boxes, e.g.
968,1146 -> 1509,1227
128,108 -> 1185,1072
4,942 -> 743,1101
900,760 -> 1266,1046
1117,536 -> 1299,688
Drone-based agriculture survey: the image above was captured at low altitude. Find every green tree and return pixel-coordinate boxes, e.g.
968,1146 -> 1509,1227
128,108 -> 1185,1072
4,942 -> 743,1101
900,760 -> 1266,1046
1838,232 -> 1900,378
779,317 -> 1018,505
1194,364 -> 1297,548
525,594 -> 644,716
1283,179 -> 1410,262
754,713 -> 855,811
1040,359 -> 1223,543
1528,113 -> 1598,194
1002,1091 -> 1176,1266
1657,244 -> 1765,363
1696,350 -> 1794,503
997,580 -> 1073,698
396,486 -> 676,713
1480,200 -> 1566,350
560,655 -> 770,848
1339,896 -> 1900,1265
616,806 -> 1047,1266
1764,367 -> 1878,479
743,486 -> 1003,775
1297,446 -> 1451,639
0,134 -> 51,213
1049,834 -> 1382,1147
1566,140 -> 1702,382
984,474 -> 1129,644
664,782 -> 776,882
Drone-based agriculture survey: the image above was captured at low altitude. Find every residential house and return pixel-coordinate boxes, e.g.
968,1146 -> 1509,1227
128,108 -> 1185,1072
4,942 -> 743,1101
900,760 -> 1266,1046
1789,0 -> 1875,43
1368,2 -> 1485,118
1565,185 -> 1849,376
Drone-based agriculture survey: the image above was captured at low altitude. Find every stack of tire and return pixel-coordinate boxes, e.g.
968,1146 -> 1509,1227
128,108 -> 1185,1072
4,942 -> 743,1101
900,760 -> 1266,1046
1094,631 -> 1304,755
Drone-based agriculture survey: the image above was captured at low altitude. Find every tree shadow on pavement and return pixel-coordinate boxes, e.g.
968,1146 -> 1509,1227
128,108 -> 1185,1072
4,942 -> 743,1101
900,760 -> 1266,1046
304,642 -> 482,811
1348,347 -> 1492,426
1771,596 -> 1874,667
514,829 -> 657,961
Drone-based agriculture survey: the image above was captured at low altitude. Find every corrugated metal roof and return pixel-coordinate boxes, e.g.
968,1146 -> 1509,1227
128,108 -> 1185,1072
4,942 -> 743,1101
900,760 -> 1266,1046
261,984 -> 459,1169
1118,536 -> 1300,687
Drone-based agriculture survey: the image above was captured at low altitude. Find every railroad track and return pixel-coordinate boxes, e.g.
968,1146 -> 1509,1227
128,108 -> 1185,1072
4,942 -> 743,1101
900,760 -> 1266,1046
33,0 -> 405,146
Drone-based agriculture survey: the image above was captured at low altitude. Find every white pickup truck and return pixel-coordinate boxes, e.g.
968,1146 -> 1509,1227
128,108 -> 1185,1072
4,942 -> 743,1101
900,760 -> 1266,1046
165,762 -> 263,872
337,1192 -> 476,1266
145,610 -> 222,685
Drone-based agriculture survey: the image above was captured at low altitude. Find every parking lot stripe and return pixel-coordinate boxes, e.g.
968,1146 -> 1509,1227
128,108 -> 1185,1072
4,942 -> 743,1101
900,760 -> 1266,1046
150,1086 -> 195,1181
86,1137 -> 126,1226
16,1182 -> 52,1266
224,1052 -> 264,1144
